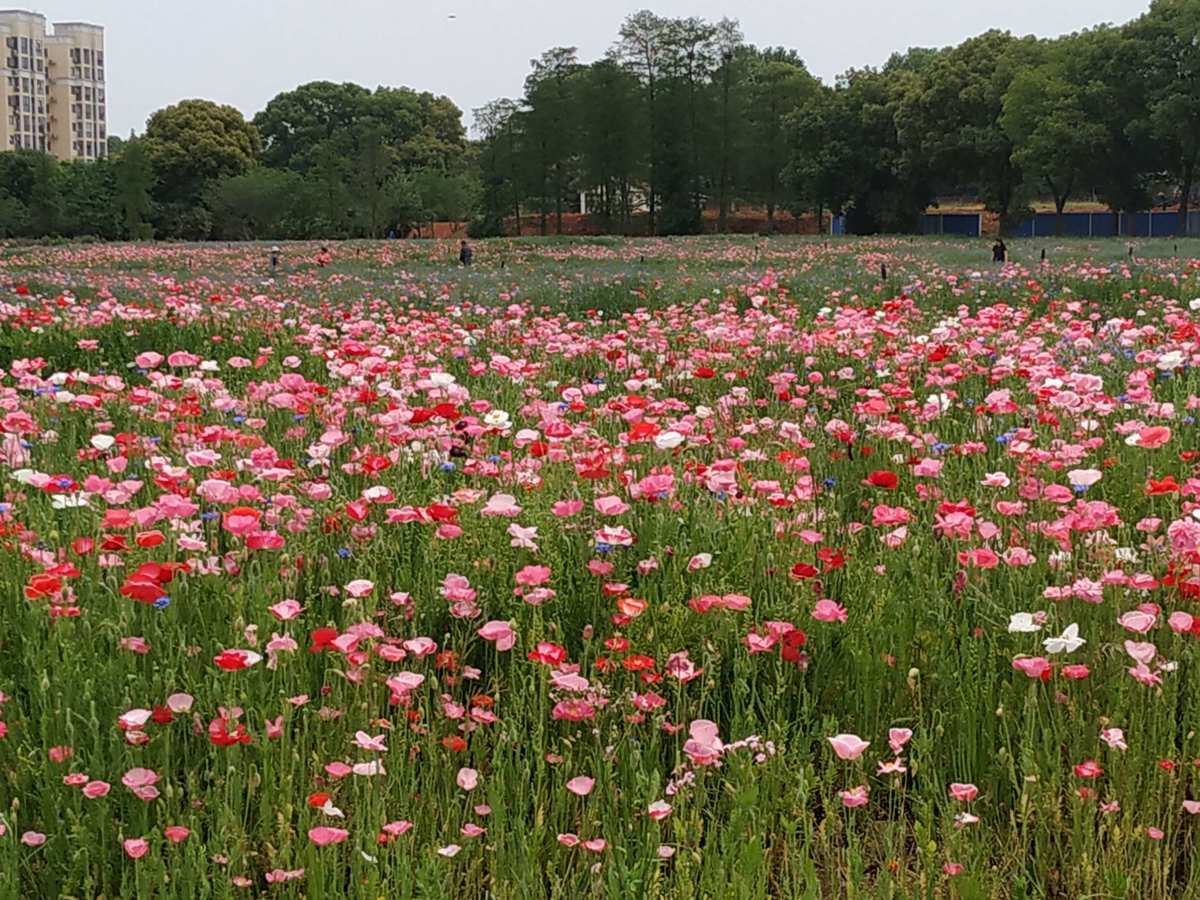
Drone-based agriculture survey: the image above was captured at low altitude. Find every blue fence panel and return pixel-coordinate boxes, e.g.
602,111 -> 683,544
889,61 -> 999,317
1091,213 -> 1117,236
1149,212 -> 1181,237
942,214 -> 980,236
919,215 -> 940,235
1065,213 -> 1094,236
1014,210 -> 1200,238
831,215 -> 845,236
1025,213 -> 1090,236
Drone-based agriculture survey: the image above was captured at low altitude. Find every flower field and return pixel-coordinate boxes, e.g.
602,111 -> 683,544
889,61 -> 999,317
3,236 -> 1200,898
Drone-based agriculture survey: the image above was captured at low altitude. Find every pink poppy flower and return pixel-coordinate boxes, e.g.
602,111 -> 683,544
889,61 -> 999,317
344,579 -> 374,598
566,776 -> 595,797
828,734 -> 870,760
477,620 -> 516,651
308,826 -> 349,846
812,599 -> 848,623
683,719 -> 724,766
647,800 -> 672,820
82,780 -> 111,799
888,728 -> 913,753
948,783 -> 978,802
838,785 -> 869,808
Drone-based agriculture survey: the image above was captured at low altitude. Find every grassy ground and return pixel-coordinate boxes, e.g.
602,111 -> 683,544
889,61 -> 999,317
0,236 -> 1199,898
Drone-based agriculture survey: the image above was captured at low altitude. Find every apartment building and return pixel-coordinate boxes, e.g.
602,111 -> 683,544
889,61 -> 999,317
0,9 -> 105,161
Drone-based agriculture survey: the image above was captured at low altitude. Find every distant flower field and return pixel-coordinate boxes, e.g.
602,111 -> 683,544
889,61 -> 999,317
1,236 -> 1200,898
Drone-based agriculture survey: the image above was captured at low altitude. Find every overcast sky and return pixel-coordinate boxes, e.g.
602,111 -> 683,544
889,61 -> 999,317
30,0 -> 1152,137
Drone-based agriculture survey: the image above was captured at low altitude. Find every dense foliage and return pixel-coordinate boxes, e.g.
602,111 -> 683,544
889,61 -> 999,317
475,0 -> 1200,235
0,89 -> 476,243
1,0 -> 1197,239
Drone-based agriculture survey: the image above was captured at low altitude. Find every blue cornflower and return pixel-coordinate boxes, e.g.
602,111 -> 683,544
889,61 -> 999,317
337,547 -> 351,559
153,596 -> 171,610
440,462 -> 456,472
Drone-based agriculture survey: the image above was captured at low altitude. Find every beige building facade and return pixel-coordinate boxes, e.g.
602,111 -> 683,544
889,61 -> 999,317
1,9 -> 105,161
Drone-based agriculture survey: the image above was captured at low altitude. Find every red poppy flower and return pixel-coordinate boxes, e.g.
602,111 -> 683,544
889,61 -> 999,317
865,470 -> 899,489
309,628 -> 338,653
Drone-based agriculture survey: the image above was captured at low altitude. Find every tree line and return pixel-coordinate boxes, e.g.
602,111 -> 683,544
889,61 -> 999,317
0,0 -> 1196,241
477,0 -> 1199,236
0,84 -> 476,241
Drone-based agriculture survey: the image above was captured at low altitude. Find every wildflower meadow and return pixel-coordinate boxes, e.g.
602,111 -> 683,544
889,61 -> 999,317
2,235 -> 1200,899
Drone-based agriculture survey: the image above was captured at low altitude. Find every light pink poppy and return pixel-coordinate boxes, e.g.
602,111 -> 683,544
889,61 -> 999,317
308,826 -> 349,846
477,620 -> 516,651
888,728 -> 913,753
838,785 -> 869,808
828,734 -> 870,761
566,776 -> 595,797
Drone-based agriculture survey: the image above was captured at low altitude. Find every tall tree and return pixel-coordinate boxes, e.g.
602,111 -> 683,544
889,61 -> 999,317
893,31 -> 1041,230
575,60 -> 643,233
711,21 -> 746,232
743,48 -> 818,230
143,99 -> 260,205
253,82 -> 372,171
521,48 -> 580,234
1001,56 -> 1107,232
668,17 -> 719,232
614,11 -> 674,234
786,85 -> 857,230
1064,27 -> 1157,232
474,99 -> 524,236
58,158 -> 121,239
114,138 -> 154,239
1138,0 -> 1200,227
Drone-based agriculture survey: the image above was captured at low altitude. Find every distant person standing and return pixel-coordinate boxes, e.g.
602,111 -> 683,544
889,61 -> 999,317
269,245 -> 281,274
992,238 -> 1008,263
316,246 -> 332,268
459,239 -> 473,267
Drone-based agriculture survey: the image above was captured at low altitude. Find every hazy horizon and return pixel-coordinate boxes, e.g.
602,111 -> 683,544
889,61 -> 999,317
20,0 -> 1153,138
